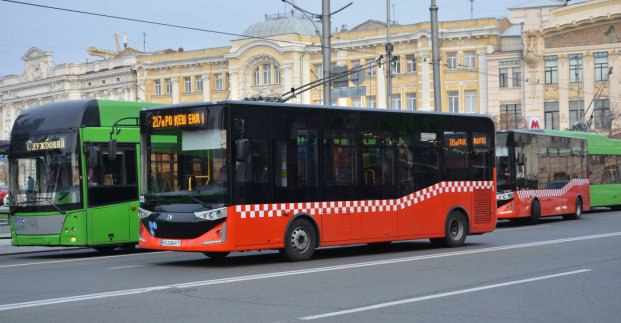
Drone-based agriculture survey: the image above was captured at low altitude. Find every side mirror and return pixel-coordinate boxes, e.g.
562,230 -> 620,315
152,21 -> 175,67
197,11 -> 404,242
108,139 -> 117,161
236,139 -> 251,162
87,145 -> 100,168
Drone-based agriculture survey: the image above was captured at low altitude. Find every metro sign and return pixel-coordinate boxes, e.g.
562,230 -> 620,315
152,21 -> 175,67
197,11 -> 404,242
527,117 -> 541,129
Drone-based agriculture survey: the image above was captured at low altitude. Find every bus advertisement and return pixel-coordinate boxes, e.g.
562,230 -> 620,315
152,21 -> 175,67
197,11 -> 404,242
137,101 -> 497,261
496,130 -> 590,224
8,99 -> 159,251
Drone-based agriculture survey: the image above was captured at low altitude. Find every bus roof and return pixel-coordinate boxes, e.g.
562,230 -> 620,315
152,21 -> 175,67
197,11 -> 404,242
543,130 -> 621,155
142,100 -> 496,123
11,100 -> 159,136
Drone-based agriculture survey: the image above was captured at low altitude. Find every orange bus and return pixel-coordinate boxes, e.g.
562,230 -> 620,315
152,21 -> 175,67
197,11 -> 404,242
137,101 -> 496,261
496,130 -> 590,224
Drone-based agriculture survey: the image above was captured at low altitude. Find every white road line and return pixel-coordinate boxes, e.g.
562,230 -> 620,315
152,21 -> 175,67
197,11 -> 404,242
108,264 -> 151,270
299,269 -> 591,320
0,232 -> 618,312
495,225 -> 550,232
0,251 -> 171,269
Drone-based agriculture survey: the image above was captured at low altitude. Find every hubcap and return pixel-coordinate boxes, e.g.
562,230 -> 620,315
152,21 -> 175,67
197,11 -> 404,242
449,219 -> 462,240
290,226 -> 309,252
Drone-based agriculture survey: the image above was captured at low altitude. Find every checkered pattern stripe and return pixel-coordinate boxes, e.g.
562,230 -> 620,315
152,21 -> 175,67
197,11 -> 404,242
516,179 -> 589,199
235,180 -> 494,219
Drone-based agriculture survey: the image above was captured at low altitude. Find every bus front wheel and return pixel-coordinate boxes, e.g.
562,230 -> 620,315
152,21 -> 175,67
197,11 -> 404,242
430,211 -> 468,248
528,200 -> 541,225
280,218 -> 316,261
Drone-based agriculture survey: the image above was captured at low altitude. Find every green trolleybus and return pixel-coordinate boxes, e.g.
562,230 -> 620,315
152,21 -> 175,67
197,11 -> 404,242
545,130 -> 621,209
8,100 -> 159,251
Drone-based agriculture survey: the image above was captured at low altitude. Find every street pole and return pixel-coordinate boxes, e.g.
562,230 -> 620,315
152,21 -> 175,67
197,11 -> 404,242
322,0 -> 331,105
386,0 -> 393,109
430,0 -> 442,112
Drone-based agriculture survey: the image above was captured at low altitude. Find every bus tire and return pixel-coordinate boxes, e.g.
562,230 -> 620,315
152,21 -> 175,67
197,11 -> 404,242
564,197 -> 583,220
93,245 -> 117,253
280,218 -> 316,262
430,210 -> 468,248
203,252 -> 230,260
528,200 -> 541,225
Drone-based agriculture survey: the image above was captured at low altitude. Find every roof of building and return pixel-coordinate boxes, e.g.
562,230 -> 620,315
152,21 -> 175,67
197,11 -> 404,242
243,13 -> 321,38
502,24 -> 522,36
510,0 -> 568,9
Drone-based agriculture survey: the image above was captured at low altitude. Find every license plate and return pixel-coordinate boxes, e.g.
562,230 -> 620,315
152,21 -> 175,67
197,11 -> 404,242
161,239 -> 181,247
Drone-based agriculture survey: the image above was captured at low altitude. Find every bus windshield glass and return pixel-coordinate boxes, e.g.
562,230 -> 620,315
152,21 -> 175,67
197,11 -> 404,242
496,132 -> 514,192
9,132 -> 82,212
143,106 -> 229,209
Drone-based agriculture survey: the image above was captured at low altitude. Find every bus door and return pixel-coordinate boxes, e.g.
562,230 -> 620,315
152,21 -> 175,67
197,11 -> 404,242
84,142 -> 138,243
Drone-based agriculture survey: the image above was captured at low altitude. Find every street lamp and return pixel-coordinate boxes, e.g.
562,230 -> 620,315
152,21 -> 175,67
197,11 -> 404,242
281,0 -> 352,105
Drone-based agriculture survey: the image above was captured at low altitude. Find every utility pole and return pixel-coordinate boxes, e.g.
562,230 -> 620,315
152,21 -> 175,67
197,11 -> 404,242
322,0 -> 332,105
430,0 -> 442,112
386,0 -> 393,109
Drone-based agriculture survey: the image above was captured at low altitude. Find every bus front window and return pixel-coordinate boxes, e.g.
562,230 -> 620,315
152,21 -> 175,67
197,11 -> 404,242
9,133 -> 81,211
495,133 -> 514,192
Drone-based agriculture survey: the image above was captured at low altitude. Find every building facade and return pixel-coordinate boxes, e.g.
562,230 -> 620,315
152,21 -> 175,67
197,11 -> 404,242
488,0 -> 621,133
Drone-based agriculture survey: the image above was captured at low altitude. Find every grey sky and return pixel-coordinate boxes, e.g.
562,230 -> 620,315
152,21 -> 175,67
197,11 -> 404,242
0,0 -> 566,76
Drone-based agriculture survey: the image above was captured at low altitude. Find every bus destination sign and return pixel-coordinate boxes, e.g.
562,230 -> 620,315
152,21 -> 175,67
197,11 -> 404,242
151,111 -> 206,129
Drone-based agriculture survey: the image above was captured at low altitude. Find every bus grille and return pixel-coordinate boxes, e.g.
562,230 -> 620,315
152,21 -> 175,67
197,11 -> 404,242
473,189 -> 492,224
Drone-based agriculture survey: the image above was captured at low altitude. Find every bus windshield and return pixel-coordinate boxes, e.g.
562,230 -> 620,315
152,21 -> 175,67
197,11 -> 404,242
9,132 -> 82,212
496,132 -> 514,192
143,106 -> 229,209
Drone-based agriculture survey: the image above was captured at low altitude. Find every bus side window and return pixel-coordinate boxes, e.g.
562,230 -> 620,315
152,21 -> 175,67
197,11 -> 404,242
87,143 -> 137,206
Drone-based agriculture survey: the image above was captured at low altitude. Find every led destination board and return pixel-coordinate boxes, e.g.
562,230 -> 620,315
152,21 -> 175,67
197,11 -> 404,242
151,111 -> 206,129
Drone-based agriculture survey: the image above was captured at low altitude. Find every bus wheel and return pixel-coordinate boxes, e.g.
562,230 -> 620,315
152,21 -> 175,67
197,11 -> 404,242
280,218 -> 316,262
564,197 -> 583,220
203,252 -> 230,260
430,211 -> 468,248
528,200 -> 541,225
93,246 -> 117,253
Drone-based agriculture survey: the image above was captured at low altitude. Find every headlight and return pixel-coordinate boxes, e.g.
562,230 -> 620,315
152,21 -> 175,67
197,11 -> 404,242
497,192 -> 514,201
138,208 -> 153,219
194,207 -> 227,221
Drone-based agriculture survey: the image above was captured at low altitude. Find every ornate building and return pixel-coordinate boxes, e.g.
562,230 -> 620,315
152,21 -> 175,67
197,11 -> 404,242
488,0 -> 621,133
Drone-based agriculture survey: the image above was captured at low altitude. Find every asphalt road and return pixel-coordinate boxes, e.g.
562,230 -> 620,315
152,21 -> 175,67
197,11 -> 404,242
0,209 -> 620,322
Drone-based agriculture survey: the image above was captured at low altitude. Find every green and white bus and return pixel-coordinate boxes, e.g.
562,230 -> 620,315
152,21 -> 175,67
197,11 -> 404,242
542,130 -> 621,209
8,100 -> 158,251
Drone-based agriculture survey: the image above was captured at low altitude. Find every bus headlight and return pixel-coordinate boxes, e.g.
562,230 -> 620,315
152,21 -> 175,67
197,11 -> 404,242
194,208 -> 227,221
497,192 -> 514,201
138,208 -> 153,219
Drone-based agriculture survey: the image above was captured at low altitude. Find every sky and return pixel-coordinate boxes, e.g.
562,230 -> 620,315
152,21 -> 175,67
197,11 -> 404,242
0,0 -> 571,76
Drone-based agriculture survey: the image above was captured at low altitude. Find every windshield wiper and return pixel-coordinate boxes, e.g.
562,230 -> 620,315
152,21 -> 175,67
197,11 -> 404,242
190,196 -> 211,211
16,197 -> 67,214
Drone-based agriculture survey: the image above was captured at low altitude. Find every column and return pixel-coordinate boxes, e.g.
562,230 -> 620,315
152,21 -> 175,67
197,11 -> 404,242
172,78 -> 180,104
229,69 -> 239,100
202,74 -> 211,101
558,55 -> 569,129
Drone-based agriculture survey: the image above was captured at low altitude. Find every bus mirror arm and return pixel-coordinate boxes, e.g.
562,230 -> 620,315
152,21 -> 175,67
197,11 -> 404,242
236,139 -> 251,163
108,139 -> 117,160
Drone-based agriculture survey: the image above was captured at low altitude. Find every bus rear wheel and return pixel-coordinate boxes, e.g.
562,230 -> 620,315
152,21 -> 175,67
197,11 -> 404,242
203,252 -> 230,260
93,245 -> 117,253
430,211 -> 468,248
280,218 -> 316,262
563,197 -> 583,220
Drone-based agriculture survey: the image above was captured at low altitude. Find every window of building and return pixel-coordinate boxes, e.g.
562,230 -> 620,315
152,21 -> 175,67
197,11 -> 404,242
154,80 -> 161,96
464,51 -> 476,69
569,53 -> 583,83
594,52 -> 609,81
215,74 -> 224,91
367,96 -> 376,108
263,63 -> 272,85
314,64 -> 323,79
275,67 -> 281,84
544,56 -> 558,84
544,101 -> 560,130
407,93 -> 417,110
447,52 -> 457,70
594,99 -> 610,129
184,77 -> 192,93
391,94 -> 401,109
392,56 -> 401,74
407,55 -> 416,73
512,68 -> 522,87
465,90 -> 476,113
448,91 -> 459,113
165,79 -> 172,94
196,76 -> 203,92
499,68 -> 508,88
569,100 -> 584,126
351,97 -> 361,107
499,104 -> 522,129
253,67 -> 260,86
367,62 -> 376,77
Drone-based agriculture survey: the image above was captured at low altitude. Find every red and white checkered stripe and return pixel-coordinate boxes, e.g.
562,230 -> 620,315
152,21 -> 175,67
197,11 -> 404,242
235,180 -> 494,219
516,178 -> 589,199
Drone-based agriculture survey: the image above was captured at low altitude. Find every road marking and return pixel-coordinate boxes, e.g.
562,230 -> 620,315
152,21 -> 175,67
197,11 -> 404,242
0,251 -> 171,269
0,232 -> 619,312
495,225 -> 550,232
108,264 -> 151,270
299,269 -> 591,320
